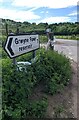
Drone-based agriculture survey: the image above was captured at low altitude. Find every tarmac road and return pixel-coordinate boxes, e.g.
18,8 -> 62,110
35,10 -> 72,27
40,39 -> 79,63
54,39 -> 79,63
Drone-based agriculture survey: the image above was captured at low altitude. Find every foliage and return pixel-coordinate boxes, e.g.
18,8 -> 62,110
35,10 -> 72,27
0,35 -> 7,47
16,52 -> 33,62
2,58 -> 48,119
1,18 -> 79,36
56,35 -> 79,40
32,49 -> 72,94
39,35 -> 48,43
23,98 -> 48,118
2,48 -> 72,119
54,104 -> 65,117
2,58 -> 36,99
3,98 -> 48,119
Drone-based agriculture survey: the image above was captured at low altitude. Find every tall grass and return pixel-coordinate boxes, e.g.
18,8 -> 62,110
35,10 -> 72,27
56,35 -> 79,40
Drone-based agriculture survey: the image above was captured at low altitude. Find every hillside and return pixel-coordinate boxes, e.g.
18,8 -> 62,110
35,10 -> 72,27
1,18 -> 79,36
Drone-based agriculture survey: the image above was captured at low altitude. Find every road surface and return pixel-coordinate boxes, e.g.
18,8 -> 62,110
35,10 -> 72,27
54,39 -> 79,63
41,39 -> 79,63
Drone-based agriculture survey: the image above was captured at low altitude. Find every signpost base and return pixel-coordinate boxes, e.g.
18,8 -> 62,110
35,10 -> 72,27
13,58 -> 17,65
33,50 -> 36,58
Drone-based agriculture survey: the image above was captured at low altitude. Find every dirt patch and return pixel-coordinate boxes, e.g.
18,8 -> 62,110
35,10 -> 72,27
29,61 -> 78,118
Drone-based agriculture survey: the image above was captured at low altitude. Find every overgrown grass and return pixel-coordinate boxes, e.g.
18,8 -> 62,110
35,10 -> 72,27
56,35 -> 79,40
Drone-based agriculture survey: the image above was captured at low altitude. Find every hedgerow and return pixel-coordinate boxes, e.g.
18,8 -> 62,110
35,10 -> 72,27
32,49 -> 72,94
2,48 -> 72,119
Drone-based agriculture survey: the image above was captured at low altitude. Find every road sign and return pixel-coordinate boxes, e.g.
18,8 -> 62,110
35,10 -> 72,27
46,28 -> 51,33
4,34 -> 39,58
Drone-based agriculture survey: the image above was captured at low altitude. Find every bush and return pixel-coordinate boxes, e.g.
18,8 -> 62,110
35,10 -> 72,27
32,48 -> 72,94
3,98 -> 48,119
2,59 -> 37,119
39,35 -> 48,43
24,98 -> 48,118
2,48 -> 72,119
16,52 -> 33,62
2,57 -> 48,119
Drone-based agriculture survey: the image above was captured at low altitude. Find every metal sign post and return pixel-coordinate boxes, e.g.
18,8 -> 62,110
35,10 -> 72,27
13,27 -> 19,66
33,50 -> 36,58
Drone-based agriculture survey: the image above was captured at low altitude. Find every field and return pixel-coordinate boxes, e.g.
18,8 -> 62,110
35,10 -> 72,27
56,35 -> 79,40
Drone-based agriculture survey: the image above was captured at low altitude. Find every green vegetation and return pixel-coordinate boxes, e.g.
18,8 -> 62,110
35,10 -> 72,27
39,35 -> 48,43
33,49 -> 72,94
1,19 -> 79,38
1,18 -> 73,119
56,35 -> 79,40
54,104 -> 65,117
2,47 -> 72,119
0,19 -> 79,45
2,58 -> 48,119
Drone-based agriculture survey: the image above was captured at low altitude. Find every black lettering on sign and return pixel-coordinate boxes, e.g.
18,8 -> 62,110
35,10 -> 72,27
15,38 -> 18,44
30,37 -> 36,41
15,38 -> 29,44
19,39 -> 29,44
19,44 -> 32,51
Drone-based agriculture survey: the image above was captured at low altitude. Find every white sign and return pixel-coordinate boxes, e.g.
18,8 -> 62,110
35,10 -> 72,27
5,34 -> 39,58
46,28 -> 51,33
